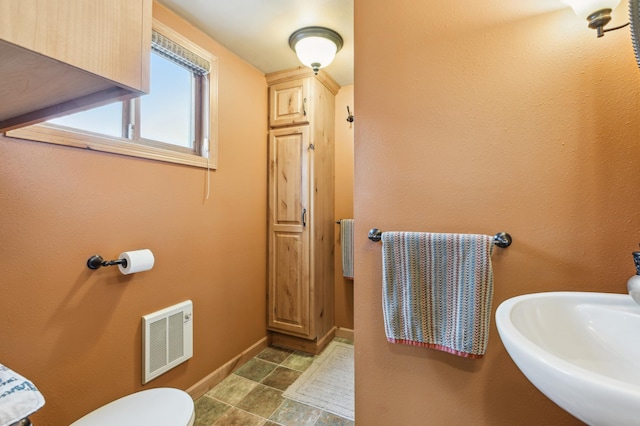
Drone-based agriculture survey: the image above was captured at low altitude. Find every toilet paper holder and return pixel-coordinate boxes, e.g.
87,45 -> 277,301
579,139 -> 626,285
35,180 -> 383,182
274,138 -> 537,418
87,255 -> 127,270
86,249 -> 155,274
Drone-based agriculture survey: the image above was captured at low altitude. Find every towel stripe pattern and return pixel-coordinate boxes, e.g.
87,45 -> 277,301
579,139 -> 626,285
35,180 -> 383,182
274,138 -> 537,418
381,232 -> 494,358
340,219 -> 355,280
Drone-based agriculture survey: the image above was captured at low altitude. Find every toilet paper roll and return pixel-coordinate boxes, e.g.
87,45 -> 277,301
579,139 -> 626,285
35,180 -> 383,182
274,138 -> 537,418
118,249 -> 155,275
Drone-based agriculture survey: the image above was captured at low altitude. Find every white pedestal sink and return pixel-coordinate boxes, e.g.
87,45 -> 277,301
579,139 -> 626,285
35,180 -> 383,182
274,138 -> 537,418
496,292 -> 640,426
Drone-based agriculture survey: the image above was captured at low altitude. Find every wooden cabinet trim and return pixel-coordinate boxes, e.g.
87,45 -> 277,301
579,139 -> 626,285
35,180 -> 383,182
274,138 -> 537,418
266,67 -> 340,96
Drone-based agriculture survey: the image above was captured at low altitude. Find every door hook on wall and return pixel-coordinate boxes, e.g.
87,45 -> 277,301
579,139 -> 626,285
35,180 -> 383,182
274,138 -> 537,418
346,106 -> 354,124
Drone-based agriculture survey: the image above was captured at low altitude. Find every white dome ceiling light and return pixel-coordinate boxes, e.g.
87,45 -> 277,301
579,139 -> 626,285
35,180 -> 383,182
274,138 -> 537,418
564,0 -> 624,37
289,26 -> 344,74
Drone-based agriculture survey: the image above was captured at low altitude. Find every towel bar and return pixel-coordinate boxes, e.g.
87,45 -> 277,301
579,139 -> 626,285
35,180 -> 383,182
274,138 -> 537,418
367,229 -> 512,248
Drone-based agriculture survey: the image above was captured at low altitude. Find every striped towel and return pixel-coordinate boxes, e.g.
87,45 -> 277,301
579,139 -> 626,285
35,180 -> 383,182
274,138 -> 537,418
0,364 -> 45,426
381,232 -> 494,358
340,219 -> 354,280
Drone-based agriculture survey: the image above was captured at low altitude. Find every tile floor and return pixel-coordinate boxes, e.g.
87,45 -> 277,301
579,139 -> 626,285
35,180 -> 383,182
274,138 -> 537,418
194,338 -> 354,426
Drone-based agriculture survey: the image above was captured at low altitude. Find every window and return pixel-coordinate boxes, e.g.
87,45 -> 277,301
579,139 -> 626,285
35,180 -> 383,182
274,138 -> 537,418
48,102 -> 123,138
141,52 -> 194,148
8,21 -> 218,169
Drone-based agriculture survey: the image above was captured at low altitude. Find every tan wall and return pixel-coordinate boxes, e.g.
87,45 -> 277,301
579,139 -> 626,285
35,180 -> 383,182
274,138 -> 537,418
354,1 -> 640,424
334,85 -> 355,330
0,3 -> 267,424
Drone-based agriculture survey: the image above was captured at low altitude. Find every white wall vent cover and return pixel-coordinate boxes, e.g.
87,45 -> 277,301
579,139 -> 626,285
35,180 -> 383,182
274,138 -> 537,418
142,300 -> 193,384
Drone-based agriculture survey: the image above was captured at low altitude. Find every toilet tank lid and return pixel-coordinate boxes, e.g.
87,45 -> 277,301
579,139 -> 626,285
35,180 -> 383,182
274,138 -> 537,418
70,388 -> 194,426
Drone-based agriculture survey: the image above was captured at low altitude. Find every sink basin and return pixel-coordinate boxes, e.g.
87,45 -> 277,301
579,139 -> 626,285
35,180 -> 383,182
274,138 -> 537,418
496,292 -> 640,426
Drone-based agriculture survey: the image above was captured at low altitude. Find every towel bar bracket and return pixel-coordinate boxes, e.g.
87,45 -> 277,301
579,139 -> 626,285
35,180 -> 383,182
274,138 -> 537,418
493,232 -> 512,248
367,229 -> 512,248
368,228 -> 382,242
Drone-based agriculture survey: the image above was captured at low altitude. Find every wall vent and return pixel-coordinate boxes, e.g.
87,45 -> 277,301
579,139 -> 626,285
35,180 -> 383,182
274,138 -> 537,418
142,300 -> 193,384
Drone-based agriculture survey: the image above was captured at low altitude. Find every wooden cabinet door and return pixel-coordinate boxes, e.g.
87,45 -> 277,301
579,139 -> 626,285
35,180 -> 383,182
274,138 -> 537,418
268,126 -> 311,337
0,0 -> 150,91
268,79 -> 310,128
0,0 -> 151,131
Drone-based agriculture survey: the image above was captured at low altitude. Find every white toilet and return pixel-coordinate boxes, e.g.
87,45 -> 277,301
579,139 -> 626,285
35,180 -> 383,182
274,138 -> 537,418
70,388 -> 195,426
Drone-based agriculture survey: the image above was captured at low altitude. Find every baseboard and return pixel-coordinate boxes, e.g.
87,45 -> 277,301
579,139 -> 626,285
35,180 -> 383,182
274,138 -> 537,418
186,336 -> 268,400
335,327 -> 354,341
270,326 -> 337,355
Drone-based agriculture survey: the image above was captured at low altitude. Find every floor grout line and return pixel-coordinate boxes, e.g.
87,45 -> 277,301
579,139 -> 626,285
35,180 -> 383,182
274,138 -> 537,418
196,339 -> 353,426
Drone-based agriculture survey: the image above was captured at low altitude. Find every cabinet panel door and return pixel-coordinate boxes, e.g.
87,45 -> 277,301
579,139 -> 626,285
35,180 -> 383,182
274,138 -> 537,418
269,79 -> 310,127
0,0 -> 150,91
268,126 -> 311,336
0,0 -> 150,130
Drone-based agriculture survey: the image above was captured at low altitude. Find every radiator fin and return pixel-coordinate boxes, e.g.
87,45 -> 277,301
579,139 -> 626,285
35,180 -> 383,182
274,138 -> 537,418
149,318 -> 168,373
168,312 -> 185,362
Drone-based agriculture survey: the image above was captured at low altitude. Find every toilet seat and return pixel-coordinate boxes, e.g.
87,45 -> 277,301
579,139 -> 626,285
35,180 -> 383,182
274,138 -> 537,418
70,388 -> 195,426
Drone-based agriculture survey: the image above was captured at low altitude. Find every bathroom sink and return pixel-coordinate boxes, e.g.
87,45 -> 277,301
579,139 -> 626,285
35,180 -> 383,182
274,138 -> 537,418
495,291 -> 640,426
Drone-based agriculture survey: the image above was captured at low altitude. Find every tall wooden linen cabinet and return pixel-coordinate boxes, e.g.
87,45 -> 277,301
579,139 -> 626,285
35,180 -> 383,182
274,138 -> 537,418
266,68 -> 338,354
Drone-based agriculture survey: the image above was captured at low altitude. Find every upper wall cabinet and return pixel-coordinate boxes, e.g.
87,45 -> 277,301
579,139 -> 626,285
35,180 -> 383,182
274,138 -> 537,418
269,78 -> 311,128
0,0 -> 152,132
268,68 -> 339,128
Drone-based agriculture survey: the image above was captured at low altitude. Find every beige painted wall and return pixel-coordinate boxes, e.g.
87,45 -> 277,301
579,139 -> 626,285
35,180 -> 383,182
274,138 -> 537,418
0,3 -> 267,424
334,84 -> 355,330
354,1 -> 640,424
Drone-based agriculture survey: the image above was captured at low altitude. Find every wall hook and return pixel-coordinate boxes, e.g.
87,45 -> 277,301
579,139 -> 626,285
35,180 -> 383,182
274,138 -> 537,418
346,106 -> 354,123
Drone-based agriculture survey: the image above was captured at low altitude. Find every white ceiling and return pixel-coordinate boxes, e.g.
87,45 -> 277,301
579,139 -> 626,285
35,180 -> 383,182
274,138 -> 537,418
154,0 -> 634,89
156,0 -> 354,87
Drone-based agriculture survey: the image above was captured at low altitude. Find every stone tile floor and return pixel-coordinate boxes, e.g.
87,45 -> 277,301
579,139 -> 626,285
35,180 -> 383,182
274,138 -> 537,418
194,338 -> 354,426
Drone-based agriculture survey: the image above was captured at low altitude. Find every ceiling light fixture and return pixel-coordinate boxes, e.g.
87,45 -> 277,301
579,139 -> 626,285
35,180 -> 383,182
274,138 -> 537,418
289,26 -> 343,74
564,0 -> 626,37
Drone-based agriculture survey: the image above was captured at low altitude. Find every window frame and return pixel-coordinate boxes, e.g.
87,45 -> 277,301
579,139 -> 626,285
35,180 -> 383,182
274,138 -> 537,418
5,19 -> 218,170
